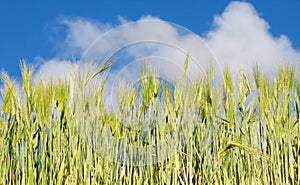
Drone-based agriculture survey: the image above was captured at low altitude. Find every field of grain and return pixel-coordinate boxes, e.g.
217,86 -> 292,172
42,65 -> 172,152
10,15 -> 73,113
0,62 -> 299,184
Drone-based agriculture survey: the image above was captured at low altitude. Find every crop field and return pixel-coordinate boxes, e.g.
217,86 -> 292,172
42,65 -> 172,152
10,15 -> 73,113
0,62 -> 299,184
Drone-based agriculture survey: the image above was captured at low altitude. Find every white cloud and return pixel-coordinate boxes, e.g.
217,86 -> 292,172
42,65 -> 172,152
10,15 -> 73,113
33,59 -> 73,83
34,1 -> 300,89
204,1 -> 300,76
58,17 -> 112,57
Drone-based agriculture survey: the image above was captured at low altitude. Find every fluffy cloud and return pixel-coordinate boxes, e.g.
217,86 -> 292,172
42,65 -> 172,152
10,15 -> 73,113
33,58 -> 73,83
205,1 -> 300,76
58,17 -> 112,57
34,1 -> 300,85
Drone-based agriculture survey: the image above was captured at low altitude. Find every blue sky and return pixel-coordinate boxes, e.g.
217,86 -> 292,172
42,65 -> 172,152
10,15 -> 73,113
0,0 -> 300,80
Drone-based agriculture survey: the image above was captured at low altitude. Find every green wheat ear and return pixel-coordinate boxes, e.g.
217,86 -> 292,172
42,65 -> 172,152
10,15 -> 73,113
183,52 -> 190,76
84,60 -> 113,87
1,72 -> 18,116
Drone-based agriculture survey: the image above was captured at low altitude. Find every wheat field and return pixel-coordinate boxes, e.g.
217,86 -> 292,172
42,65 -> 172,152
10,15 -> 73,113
0,61 -> 299,184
